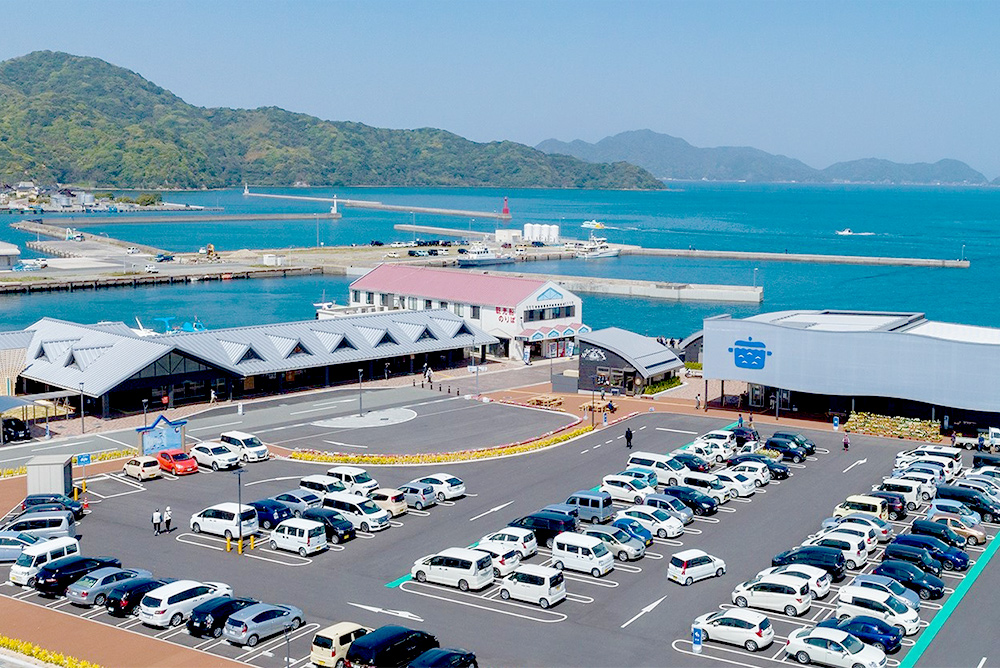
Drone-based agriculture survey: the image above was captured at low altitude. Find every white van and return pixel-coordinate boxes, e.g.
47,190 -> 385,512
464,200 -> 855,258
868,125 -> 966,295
680,472 -> 730,504
219,431 -> 270,462
322,492 -> 390,532
189,503 -> 259,539
3,511 -> 76,540
499,564 -> 566,608
9,536 -> 80,586
627,452 -> 686,486
873,478 -> 924,511
835,586 -> 920,635
895,447 -> 962,478
139,580 -> 233,628
300,475 -> 347,498
410,547 -> 495,591
326,466 -> 379,496
269,518 -> 327,556
551,532 -> 615,578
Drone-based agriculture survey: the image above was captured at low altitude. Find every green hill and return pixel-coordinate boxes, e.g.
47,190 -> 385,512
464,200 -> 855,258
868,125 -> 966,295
0,51 -> 663,190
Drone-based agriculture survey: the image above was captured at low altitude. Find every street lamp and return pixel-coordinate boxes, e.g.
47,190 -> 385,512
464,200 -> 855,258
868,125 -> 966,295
142,398 -> 148,428
283,623 -> 293,667
79,382 -> 85,434
753,267 -> 759,288
233,467 -> 245,555
961,244 -> 966,262
358,369 -> 364,416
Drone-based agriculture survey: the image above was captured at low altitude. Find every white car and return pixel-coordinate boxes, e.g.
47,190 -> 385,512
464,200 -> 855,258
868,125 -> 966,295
823,514 -> 894,543
412,473 -> 466,501
728,461 -> 771,487
139,580 -> 233,628
475,544 -> 521,578
613,506 -> 683,538
835,586 -> 920,635
667,549 -> 726,586
785,627 -> 886,668
126,247 -> 141,254
190,443 -> 240,471
219,431 -> 270,463
732,573 -> 812,617
756,564 -> 831,599
714,471 -> 756,498
693,430 -> 737,460
677,442 -> 725,465
600,475 -> 653,504
478,528 -> 538,559
326,466 -> 379,496
811,524 -> 877,552
692,609 -> 774,652
801,532 -> 869,570
499,564 -> 566,609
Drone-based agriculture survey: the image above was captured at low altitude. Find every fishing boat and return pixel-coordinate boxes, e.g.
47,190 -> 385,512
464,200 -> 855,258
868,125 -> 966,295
574,234 -> 620,259
835,228 -> 853,236
456,243 -> 515,267
581,220 -> 606,230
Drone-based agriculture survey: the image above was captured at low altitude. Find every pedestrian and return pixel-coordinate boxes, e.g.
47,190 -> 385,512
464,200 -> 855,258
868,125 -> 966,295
738,413 -> 744,428
164,506 -> 172,533
209,389 -> 217,404
950,433 -> 957,447
748,413 -> 754,429
625,427 -> 633,449
427,368 -> 433,384
978,434 -> 986,452
843,435 -> 850,452
695,394 -> 701,411
600,386 -> 606,401
384,362 -> 390,381
152,508 -> 162,535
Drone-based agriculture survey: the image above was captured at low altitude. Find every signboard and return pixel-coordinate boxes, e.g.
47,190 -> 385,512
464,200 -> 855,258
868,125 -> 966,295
75,453 -> 91,466
137,415 -> 188,456
692,626 -> 703,653
833,416 -> 839,431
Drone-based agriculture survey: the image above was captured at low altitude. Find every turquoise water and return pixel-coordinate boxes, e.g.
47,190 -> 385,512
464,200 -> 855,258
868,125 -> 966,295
1,183 -> 996,336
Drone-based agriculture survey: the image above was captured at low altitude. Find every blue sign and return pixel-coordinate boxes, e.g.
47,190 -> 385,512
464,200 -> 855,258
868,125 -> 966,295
692,626 -> 703,653
729,336 -> 772,370
75,453 -> 91,466
833,416 -> 840,431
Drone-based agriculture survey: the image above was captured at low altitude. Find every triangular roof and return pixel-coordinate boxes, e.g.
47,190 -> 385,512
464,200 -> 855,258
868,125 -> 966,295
350,264 -> 552,308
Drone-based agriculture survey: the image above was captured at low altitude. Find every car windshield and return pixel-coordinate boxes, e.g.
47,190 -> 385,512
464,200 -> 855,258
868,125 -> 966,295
733,474 -> 749,482
842,634 -> 864,653
958,516 -> 976,528
14,553 -> 34,567
245,437 -> 263,448
173,453 -> 192,461
77,575 -> 98,587
446,477 -> 462,486
709,480 -> 724,490
591,543 -> 609,557
17,533 -> 40,545
354,472 -> 373,483
665,458 -> 685,471
239,510 -> 255,522
210,446 -> 230,455
359,500 -> 381,514
632,479 -> 650,490
650,508 -> 671,522
609,529 -> 630,542
886,596 -> 909,614
669,499 -> 685,511
885,580 -> 906,595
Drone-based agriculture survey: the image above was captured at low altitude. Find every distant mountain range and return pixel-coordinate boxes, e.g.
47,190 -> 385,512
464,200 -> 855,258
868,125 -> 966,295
0,51 -> 662,190
536,130 -> 990,185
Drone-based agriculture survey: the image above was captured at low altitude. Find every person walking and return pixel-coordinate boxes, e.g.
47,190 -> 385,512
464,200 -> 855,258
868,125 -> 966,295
695,394 -> 701,411
209,389 -> 217,404
384,362 -> 390,381
950,433 -> 957,447
152,508 -> 162,535
625,427 -> 633,449
842,435 -> 850,452
600,386 -> 606,401
163,506 -> 172,533
748,413 -> 754,430
738,413 -> 744,428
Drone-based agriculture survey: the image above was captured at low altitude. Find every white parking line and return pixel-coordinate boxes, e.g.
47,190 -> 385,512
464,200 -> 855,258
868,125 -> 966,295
241,623 -> 320,661
693,516 -> 720,524
580,449 -> 589,454
656,428 -> 698,434
399,581 -> 567,623
95,433 -> 132,448
190,421 -> 243,432
323,440 -> 368,449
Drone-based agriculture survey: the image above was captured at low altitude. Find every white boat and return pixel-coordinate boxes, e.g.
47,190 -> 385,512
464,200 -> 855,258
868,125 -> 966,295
574,234 -> 620,259
835,228 -> 853,236
581,220 -> 606,229
456,243 -> 515,267
836,228 -> 875,236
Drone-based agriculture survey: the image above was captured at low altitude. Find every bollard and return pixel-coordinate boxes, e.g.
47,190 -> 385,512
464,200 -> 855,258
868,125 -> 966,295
413,379 -> 416,386
421,381 -> 425,389
73,487 -> 78,501
82,480 -> 87,493
448,386 -> 451,394
250,535 -> 255,550
238,538 -> 244,555
226,536 -> 232,552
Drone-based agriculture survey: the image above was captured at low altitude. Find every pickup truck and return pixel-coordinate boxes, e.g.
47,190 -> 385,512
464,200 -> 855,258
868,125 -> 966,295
955,427 -> 1000,450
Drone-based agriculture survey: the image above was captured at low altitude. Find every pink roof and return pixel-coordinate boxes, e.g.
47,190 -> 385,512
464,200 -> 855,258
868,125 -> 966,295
350,265 -> 546,308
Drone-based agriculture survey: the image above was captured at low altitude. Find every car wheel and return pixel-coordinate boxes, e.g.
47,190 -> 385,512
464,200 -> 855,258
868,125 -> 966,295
291,617 -> 302,630
494,568 -> 501,578
246,634 -> 259,647
293,510 -> 301,518
298,547 -> 307,557
873,642 -> 886,653
795,650 -> 811,664
735,596 -> 748,607
846,560 -> 858,570
984,512 -> 994,523
942,561 -> 954,571
458,579 -> 470,591
212,462 -> 219,471
852,664 -> 866,668
539,598 -> 550,609
225,530 -> 233,540
716,455 -> 723,463
744,639 -> 759,652
754,479 -> 762,487
968,536 -> 979,546
889,511 -> 899,521
668,478 -> 678,486
500,589 -> 510,600
684,577 -> 693,586
919,588 -> 931,600
262,520 -> 272,530
415,570 -> 427,583
907,501 -> 917,511
546,538 -> 554,549
554,561 -> 564,570
335,660 -> 345,668
360,522 -> 370,533
437,492 -> 445,502
894,625 -> 906,636
617,551 -> 628,562
170,612 -> 183,627
793,455 -> 803,464
192,523 -> 201,534
730,490 -> 738,499
634,496 -> 642,504
693,507 -> 704,516
329,533 -> 340,545
242,455 -> 248,463
922,492 -> 932,501
716,567 -> 725,577
212,626 -> 223,639
657,528 -> 667,539
784,605 -> 798,617
94,594 -> 106,607
591,568 -> 602,578
415,502 -> 423,511
838,614 -> 850,621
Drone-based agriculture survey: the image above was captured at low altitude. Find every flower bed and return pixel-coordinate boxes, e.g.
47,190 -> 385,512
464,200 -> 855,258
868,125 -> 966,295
1,448 -> 138,480
844,412 -> 940,441
0,636 -> 101,668
291,424 -> 594,466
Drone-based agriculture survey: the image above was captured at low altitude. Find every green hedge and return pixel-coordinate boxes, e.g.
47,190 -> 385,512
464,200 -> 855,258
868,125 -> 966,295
684,361 -> 703,370
644,376 -> 682,394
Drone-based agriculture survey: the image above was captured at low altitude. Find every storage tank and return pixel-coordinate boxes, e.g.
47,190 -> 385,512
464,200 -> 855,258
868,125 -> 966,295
522,223 -> 538,242
544,224 -> 559,243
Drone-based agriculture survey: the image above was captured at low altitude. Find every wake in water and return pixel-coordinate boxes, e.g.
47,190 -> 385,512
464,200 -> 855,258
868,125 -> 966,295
835,228 -> 876,236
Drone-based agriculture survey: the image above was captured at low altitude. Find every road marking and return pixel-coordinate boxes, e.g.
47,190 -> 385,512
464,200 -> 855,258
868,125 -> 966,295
468,501 -> 515,522
322,440 -> 368,449
605,440 -> 613,444
580,449 -> 589,454
189,421 -> 243,432
594,443 -> 602,449
347,602 -> 423,621
842,458 -> 868,473
95,433 -> 132,448
398,581 -> 566,623
31,441 -> 92,452
244,475 -> 302,487
977,659 -> 987,668
656,428 -> 698,434
620,595 -> 666,628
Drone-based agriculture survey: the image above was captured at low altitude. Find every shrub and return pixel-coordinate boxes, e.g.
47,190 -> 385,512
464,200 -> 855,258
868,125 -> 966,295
643,377 -> 681,394
0,636 -> 102,668
684,361 -> 703,370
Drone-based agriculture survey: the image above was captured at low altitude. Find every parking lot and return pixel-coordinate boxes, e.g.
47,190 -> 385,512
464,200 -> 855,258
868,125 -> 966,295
3,404 -> 998,666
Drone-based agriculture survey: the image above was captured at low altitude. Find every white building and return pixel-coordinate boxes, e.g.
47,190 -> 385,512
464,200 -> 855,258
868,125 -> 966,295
346,264 -> 587,361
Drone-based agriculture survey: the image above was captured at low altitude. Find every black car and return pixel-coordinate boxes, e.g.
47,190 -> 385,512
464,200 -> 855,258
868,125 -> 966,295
771,546 -> 847,582
248,499 -> 293,530
770,431 -> 816,456
872,559 -> 945,600
934,484 -> 1000,523
345,625 -> 439,668
302,508 -> 356,544
730,426 -> 761,444
671,452 -> 712,473
21,493 -> 84,520
15,503 -> 68,518
891,534 -> 969,571
727,453 -> 790,479
910,519 -> 966,548
817,616 -> 903,655
2,417 -> 31,442
881,543 -> 942,576
508,511 -> 577,549
187,596 -> 257,638
34,556 -> 121,596
409,648 -> 477,668
106,578 -> 172,617
867,491 -> 908,521
762,438 -> 807,463
660,486 -> 718,516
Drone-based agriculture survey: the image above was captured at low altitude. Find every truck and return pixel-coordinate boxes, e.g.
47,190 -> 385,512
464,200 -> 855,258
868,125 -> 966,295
954,426 -> 1000,451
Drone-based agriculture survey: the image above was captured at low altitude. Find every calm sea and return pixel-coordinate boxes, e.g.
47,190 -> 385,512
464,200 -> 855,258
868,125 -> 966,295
1,183 -> 996,337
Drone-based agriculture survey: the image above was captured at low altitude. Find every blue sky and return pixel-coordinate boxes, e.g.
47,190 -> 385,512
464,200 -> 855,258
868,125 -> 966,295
2,0 -> 999,176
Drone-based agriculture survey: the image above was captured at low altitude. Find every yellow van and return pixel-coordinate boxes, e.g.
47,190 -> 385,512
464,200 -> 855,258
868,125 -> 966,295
833,494 -> 889,520
311,622 -> 372,666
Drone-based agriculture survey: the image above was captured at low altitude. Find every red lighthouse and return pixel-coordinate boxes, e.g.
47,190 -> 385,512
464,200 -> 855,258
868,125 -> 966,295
502,196 -> 510,216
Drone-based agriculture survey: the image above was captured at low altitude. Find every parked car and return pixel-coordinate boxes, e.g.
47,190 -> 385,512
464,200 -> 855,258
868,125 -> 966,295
344,625 -> 439,668
66,567 -> 151,607
479,527 -> 538,559
20,493 -> 84,520
327,466 -> 380,496
928,512 -> 986,546
692,608 -> 773,652
890,534 -> 969,571
672,452 -> 712,473
822,514 -> 893,543
269,518 -> 328,556
835,586 -> 920,636
248,499 -> 293,530
771,546 -> 847,582
187,596 -> 258,638
727,461 -> 771,487
692,430 -> 738,459
34,555 -> 122,596
910,518 -> 967,548
2,417 -> 31,441
600,475 -> 653,504
582,525 -> 645,562
881,543 -> 943,577
123,456 -> 162,481
659,486 -> 718,516
727,453 -> 790,479
499,564 -> 565,608
866,491 -> 908,521
611,517 -> 653,546
105,577 -> 172,617
618,467 -> 658,488
301,508 -> 356,544
409,648 -> 477,668
190,503 -> 259,540
812,523 -> 877,552
667,549 -> 726,586
139,580 -> 233,628
714,471 -> 757,498
411,548 -> 494,591
370,488 -> 408,517
507,511 -> 576,549
644,493 -> 695,524
784,626 -> 887,667
762,438 -> 807,463
817,615 -> 904,655
398,483 -> 437,510
12,503 -> 66,518
927,499 -> 981,526
847,574 -> 920,610
770,431 -> 817,456
190,443 -> 240,471
2,510 -> 75,540
412,473 -> 466,501
224,602 -> 304,647
219,431 -> 270,462
800,533 -> 869,570
155,449 -> 199,475
871,560 -> 944,600
613,505 -> 684,538
271,490 -> 322,517
0,531 -> 42,562
756,564 -> 831,599
474,544 -> 521,578
310,622 -> 372,668
732,573 -> 811,617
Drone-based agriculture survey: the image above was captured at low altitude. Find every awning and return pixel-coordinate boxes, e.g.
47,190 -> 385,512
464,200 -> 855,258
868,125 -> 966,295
516,322 -> 591,341
0,396 -> 38,412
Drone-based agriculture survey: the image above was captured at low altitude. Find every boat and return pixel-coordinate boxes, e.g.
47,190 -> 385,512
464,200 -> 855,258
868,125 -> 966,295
456,243 -> 515,267
574,234 -> 620,259
836,228 -> 875,236
835,228 -> 853,236
581,220 -> 606,230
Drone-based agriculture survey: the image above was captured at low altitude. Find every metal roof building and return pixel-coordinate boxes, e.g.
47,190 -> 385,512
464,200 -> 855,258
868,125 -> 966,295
576,327 -> 683,396
14,310 -> 496,418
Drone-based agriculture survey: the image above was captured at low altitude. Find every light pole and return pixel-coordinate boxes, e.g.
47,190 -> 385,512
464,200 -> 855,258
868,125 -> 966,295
142,398 -> 148,428
358,369 -> 364,416
234,467 -> 245,554
79,382 -> 85,434
753,267 -> 758,288
961,244 -> 966,262
316,217 -> 320,248
283,624 -> 292,667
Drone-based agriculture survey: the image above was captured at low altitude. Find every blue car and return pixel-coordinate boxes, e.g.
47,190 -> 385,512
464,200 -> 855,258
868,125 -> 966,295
248,499 -> 293,531
612,517 -> 653,546
672,452 -> 712,473
872,560 -> 945,600
891,534 -> 969,571
817,615 -> 903,654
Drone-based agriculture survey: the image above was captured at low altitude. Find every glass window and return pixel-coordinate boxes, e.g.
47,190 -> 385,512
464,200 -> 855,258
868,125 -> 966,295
471,306 -> 481,319
351,290 -> 359,303
424,299 -> 433,309
366,292 -> 374,304
454,303 -> 464,316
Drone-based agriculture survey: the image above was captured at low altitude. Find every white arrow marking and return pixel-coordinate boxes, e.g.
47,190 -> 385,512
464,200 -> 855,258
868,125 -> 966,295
347,602 -> 424,622
842,458 -> 868,474
620,595 -> 666,628
468,501 -> 515,522
323,440 -> 368,449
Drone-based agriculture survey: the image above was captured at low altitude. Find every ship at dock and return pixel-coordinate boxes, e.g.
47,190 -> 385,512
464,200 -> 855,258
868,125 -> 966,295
571,233 -> 620,259
456,243 -> 516,267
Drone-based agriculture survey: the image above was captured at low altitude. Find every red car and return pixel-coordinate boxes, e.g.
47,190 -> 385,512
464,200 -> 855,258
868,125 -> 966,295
155,449 -> 199,475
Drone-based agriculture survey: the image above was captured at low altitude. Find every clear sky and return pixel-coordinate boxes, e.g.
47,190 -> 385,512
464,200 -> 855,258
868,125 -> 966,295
2,0 -> 999,177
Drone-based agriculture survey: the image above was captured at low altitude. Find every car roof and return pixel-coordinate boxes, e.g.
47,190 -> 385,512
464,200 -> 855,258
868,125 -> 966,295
841,585 -> 892,602
78,566 -> 123,579
673,549 -> 708,559
328,465 -> 367,474
851,574 -> 896,586
372,487 -> 401,494
515,563 -> 561,577
221,430 -> 255,439
438,547 -> 490,560
716,608 -> 768,623
805,627 -> 851,641
768,564 -> 825,577
228,602 -> 292,620
753,573 -> 807,588
147,579 -> 204,595
202,502 -> 253,512
277,518 -> 324,529
316,621 -> 370,637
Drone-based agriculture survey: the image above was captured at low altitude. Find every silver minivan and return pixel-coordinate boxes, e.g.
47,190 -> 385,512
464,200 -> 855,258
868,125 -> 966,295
564,490 -> 615,524
2,511 -> 75,540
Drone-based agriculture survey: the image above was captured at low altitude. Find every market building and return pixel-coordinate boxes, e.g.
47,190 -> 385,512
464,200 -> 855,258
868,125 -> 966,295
576,327 -> 683,396
345,264 -> 587,361
702,309 -> 1000,425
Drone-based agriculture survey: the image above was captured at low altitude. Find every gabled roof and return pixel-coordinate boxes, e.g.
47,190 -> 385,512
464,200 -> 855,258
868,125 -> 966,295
578,327 -> 684,379
350,264 -> 553,308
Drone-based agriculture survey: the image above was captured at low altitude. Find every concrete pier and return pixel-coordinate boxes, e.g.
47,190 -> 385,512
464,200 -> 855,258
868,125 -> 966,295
245,191 -> 512,220
393,224 -> 493,239
623,247 -> 969,268
24,212 -> 341,226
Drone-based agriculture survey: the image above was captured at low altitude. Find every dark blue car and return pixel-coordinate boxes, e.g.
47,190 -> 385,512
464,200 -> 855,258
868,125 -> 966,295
409,647 -> 477,668
726,453 -> 790,479
891,534 -> 969,571
660,486 -> 718,516
672,452 -> 712,473
248,499 -> 293,530
873,560 -> 945,600
611,517 -> 653,546
817,615 -> 903,654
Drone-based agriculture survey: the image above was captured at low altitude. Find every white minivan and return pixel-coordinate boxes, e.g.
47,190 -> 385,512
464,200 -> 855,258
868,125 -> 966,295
835,586 -> 921,635
139,580 -> 233,628
627,452 -> 686,487
189,503 -> 259,540
411,547 -> 494,591
499,564 -> 566,609
680,471 -> 730,504
8,537 -> 80,587
326,466 -> 379,496
322,492 -> 390,532
219,431 -> 270,462
551,532 -> 615,578
269,518 -> 327,556
873,478 -> 924,511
